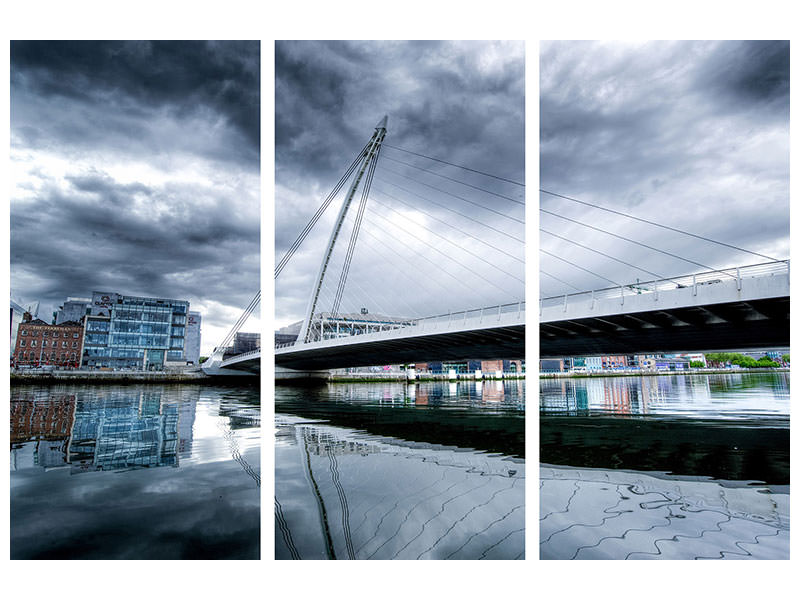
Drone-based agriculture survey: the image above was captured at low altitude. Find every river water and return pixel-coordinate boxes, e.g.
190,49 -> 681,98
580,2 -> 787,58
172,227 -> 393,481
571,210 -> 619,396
10,384 -> 260,559
540,373 -> 789,560
275,380 -> 525,560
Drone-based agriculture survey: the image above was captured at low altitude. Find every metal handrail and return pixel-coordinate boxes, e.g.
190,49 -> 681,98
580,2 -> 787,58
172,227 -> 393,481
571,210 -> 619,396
540,260 -> 789,310
276,300 -> 526,348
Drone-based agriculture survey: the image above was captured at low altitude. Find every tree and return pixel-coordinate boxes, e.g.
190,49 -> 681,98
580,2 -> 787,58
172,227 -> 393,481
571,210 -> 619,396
782,354 -> 790,364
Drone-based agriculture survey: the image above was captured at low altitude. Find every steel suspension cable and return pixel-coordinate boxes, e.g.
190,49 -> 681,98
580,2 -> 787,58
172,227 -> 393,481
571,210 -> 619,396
360,213 -> 510,308
372,189 -> 524,264
374,175 -> 524,243
382,154 -> 524,205
368,195 -> 524,285
540,188 -> 780,262
540,208 -> 736,278
540,228 -> 676,284
216,291 -> 261,351
326,213 -> 422,319
275,140 -> 371,278
540,270 -> 583,292
540,249 -> 621,287
380,165 -> 524,225
331,144 -> 382,317
383,143 -> 525,187
356,221 -> 497,311
365,210 -> 523,298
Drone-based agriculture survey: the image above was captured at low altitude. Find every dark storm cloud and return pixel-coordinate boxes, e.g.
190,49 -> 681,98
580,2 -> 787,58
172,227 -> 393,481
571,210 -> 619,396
10,41 -> 259,347
275,41 -> 525,325
539,41 -> 789,297
11,41 -> 260,162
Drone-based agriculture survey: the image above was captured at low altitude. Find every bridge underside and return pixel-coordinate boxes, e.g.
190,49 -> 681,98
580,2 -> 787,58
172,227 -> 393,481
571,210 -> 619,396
203,356 -> 260,376
541,297 -> 789,357
276,324 -> 524,370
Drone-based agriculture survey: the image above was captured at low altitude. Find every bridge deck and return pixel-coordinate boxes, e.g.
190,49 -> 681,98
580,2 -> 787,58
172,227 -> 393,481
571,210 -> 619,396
276,312 -> 525,370
540,262 -> 789,357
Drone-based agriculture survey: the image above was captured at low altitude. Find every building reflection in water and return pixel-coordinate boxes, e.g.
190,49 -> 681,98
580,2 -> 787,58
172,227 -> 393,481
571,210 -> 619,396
541,373 -> 789,417
335,379 -> 523,410
10,387 -> 201,473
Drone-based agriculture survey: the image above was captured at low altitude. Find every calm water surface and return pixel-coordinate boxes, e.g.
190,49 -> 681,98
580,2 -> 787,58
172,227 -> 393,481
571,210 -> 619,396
275,380 -> 525,560
10,384 -> 260,559
540,373 -> 789,560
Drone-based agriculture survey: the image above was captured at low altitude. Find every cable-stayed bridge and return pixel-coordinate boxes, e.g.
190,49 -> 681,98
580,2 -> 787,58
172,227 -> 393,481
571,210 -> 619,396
275,116 -> 525,373
202,291 -> 261,376
538,190 -> 789,358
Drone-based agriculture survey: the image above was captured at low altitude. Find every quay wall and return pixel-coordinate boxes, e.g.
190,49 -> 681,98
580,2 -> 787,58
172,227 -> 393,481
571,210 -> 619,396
11,370 -> 217,385
540,367 -> 789,379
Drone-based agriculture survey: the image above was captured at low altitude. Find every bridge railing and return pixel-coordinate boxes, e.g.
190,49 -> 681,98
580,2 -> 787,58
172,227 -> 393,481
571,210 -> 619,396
220,348 -> 261,363
275,300 -> 526,349
540,260 -> 789,312
413,301 -> 526,328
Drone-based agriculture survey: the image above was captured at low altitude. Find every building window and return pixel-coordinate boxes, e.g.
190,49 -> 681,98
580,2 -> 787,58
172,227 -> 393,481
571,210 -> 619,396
43,331 -> 49,337
20,340 -> 26,347
72,342 -> 78,348
52,332 -> 59,338
73,332 -> 79,338
31,340 -> 37,347
70,353 -> 76,360
20,329 -> 27,336
42,341 -> 48,348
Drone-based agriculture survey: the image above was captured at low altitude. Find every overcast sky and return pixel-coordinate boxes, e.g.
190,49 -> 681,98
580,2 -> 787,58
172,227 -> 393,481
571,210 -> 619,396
540,40 -> 789,297
10,41 -> 260,354
275,40 -> 525,329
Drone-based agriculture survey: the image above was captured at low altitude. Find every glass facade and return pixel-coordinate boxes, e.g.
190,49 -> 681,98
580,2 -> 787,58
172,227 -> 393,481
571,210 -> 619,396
81,292 -> 190,370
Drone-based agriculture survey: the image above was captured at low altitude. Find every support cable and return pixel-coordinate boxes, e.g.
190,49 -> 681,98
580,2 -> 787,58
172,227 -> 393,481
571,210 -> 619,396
541,228 -> 677,284
382,154 -> 524,205
384,143 -> 525,187
367,196 -> 524,285
540,188 -> 779,262
374,176 -> 524,243
540,208 -> 736,278
356,221 -> 497,311
373,187 -> 523,263
380,164 -> 524,225
365,210 -> 523,298
333,216 -> 443,319
361,213 -> 508,308
319,202 -> 413,321
331,144 -> 382,317
540,249 -> 621,287
275,140 -> 371,279
215,291 -> 261,353
540,270 -> 583,292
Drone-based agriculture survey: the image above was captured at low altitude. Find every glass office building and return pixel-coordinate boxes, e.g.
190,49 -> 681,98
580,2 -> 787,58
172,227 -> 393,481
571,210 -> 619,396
81,291 -> 189,370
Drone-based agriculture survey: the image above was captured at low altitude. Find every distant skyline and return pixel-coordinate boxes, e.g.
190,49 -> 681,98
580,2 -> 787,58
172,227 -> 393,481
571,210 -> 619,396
540,40 -> 789,296
275,40 -> 525,328
10,41 -> 260,354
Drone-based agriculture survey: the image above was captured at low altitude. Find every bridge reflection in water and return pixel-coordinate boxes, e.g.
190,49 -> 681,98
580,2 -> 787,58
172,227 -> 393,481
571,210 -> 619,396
540,373 -> 789,560
275,380 -> 525,560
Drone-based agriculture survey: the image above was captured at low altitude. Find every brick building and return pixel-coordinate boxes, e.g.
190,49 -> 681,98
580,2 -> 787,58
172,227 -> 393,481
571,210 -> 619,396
12,315 -> 84,369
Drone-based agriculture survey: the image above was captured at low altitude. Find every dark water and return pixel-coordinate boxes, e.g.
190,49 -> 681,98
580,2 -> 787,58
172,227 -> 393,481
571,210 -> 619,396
540,373 -> 789,559
275,380 -> 525,560
10,384 -> 260,560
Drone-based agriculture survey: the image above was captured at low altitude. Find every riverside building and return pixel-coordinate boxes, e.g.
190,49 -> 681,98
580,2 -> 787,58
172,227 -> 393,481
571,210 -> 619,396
185,311 -> 202,364
12,315 -> 84,369
81,291 -> 190,370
